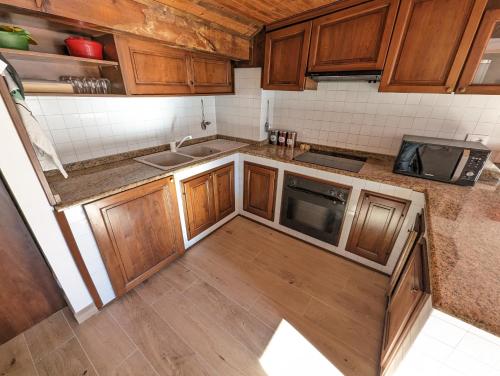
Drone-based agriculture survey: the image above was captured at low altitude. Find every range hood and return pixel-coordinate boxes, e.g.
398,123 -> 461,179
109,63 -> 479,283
308,70 -> 382,82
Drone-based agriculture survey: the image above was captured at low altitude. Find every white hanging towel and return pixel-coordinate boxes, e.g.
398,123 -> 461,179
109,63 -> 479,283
0,61 -> 68,178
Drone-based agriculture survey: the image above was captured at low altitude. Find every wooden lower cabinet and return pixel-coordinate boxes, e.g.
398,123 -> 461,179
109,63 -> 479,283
84,177 -> 184,298
346,190 -> 410,265
243,162 -> 278,221
213,163 -> 235,220
381,237 -> 430,374
182,163 -> 235,240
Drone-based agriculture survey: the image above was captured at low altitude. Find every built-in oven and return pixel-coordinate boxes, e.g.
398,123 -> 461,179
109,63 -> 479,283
280,172 -> 351,246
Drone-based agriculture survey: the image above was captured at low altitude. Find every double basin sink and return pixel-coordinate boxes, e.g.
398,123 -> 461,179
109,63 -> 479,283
134,140 -> 247,170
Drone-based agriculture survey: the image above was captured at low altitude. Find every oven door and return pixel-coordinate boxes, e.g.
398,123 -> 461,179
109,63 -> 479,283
280,185 -> 346,246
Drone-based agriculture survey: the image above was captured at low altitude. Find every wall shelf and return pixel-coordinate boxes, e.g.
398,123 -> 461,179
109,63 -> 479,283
0,48 -> 119,67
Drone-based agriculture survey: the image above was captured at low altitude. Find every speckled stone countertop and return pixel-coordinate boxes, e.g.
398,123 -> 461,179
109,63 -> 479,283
47,141 -> 500,336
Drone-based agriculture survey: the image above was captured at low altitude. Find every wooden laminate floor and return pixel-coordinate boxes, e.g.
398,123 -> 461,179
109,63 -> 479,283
0,216 -> 388,376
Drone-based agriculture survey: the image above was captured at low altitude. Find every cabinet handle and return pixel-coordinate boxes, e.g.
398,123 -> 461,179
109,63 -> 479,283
410,287 -> 419,294
445,87 -> 453,94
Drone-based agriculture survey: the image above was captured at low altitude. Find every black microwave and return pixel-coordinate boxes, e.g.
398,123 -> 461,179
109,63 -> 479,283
394,135 -> 491,186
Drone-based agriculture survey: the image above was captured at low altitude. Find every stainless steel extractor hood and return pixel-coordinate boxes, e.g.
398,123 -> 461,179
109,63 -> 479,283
308,70 -> 382,82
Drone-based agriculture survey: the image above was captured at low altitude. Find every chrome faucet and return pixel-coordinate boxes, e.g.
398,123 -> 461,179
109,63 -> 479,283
170,135 -> 192,152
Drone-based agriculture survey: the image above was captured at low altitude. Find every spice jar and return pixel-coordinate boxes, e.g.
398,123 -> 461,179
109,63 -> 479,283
278,130 -> 288,146
286,132 -> 297,148
269,129 -> 278,145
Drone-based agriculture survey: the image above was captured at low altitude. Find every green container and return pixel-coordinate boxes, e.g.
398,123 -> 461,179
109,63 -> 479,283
0,30 -> 30,50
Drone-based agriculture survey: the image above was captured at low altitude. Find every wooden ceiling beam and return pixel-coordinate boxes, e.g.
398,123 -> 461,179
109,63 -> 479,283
0,0 -> 251,60
152,0 -> 263,37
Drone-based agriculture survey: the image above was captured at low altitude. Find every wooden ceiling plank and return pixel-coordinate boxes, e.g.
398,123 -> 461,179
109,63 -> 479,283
153,0 -> 263,37
206,0 -> 278,23
1,0 -> 250,60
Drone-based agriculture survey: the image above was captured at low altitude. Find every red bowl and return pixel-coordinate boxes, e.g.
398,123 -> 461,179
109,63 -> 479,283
65,37 -> 103,60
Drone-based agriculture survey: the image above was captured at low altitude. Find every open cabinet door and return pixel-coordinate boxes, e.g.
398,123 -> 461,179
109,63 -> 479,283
0,174 -> 65,345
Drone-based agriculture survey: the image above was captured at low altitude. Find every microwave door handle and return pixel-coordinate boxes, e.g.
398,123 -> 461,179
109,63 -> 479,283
451,149 -> 471,182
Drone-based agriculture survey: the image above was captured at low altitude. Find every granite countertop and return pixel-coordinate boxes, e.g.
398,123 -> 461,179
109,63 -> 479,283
47,141 -> 500,336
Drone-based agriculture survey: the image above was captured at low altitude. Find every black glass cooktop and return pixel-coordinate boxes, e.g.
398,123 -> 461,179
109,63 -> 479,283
293,149 -> 367,173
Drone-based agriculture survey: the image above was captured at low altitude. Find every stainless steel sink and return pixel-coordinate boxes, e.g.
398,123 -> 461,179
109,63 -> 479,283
135,151 -> 194,170
178,145 -> 221,158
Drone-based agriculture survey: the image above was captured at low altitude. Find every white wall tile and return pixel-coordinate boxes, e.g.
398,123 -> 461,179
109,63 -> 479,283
29,95 -> 217,166
272,81 -> 500,161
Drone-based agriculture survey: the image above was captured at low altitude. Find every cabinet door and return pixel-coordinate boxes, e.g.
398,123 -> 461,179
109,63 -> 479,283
243,162 -> 278,221
115,36 -> 193,95
191,53 -> 233,94
182,172 -> 216,239
308,0 -> 399,72
84,177 -> 184,298
213,163 -> 235,221
346,190 -> 410,265
457,9 -> 500,94
263,22 -> 312,90
379,0 -> 487,93
381,238 -> 428,366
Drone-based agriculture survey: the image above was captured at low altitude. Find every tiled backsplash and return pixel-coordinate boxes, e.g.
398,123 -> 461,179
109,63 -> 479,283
28,68 -> 500,167
273,81 -> 500,161
26,95 -> 216,165
216,68 -> 272,142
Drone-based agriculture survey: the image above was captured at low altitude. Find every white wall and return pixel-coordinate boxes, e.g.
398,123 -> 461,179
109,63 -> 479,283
0,95 -> 93,313
272,81 -> 500,161
26,95 -> 217,165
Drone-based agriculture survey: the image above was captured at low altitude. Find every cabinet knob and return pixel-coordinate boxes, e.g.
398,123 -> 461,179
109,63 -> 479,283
445,87 -> 453,94
457,87 -> 466,94
169,177 -> 174,183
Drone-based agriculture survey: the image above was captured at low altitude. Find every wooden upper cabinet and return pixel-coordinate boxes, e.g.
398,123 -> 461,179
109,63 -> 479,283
213,163 -> 235,221
84,177 -> 184,298
346,190 -> 410,265
191,53 -> 233,94
457,8 -> 500,94
379,0 -> 488,93
115,36 -> 233,95
182,172 -> 216,239
308,0 -> 399,72
243,162 -> 278,221
115,36 -> 193,95
263,22 -> 313,90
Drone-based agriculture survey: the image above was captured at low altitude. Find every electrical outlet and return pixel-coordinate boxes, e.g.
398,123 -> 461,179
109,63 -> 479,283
466,134 -> 490,144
